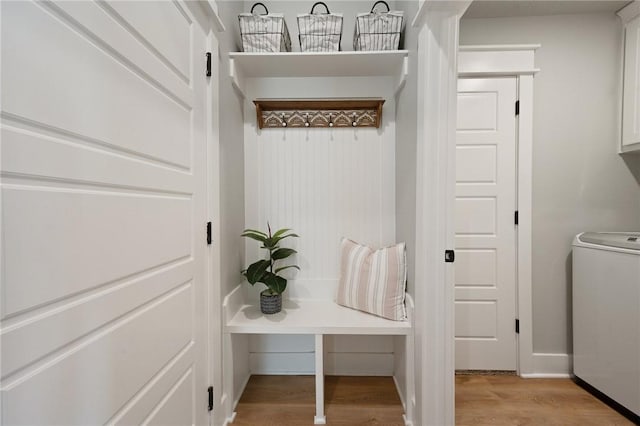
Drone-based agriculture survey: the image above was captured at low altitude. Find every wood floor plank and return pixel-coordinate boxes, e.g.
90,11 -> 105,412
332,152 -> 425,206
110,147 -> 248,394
233,375 -> 404,425
232,374 -> 635,425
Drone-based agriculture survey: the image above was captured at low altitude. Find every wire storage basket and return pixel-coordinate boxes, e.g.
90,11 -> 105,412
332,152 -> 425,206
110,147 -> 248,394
239,3 -> 291,52
297,2 -> 343,52
354,1 -> 403,51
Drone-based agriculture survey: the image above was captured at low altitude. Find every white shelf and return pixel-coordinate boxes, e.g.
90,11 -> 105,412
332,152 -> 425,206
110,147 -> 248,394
229,51 -> 408,78
229,51 -> 409,98
226,298 -> 411,335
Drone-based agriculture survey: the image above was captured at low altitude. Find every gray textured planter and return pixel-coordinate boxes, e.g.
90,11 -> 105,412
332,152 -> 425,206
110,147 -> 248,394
260,290 -> 282,314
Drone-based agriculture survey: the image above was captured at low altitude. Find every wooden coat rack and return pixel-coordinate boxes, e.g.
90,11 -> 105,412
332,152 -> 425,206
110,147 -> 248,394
254,99 -> 384,129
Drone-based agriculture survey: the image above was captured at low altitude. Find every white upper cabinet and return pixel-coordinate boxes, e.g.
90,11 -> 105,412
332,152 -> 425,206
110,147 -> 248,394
619,1 -> 640,152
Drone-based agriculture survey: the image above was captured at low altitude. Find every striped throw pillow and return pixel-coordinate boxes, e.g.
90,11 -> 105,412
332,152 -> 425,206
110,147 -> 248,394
336,238 -> 407,321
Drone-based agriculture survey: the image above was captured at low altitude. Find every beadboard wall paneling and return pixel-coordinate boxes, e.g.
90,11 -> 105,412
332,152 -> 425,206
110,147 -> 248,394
249,125 -> 395,296
248,335 -> 395,376
244,77 -> 396,302
243,76 -> 398,375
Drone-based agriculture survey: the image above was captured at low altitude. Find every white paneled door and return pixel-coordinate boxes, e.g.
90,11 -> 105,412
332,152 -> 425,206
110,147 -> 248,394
455,78 -> 517,371
1,1 -> 210,424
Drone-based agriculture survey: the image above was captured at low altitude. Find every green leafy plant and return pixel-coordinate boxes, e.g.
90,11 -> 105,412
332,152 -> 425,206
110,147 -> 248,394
241,223 -> 300,295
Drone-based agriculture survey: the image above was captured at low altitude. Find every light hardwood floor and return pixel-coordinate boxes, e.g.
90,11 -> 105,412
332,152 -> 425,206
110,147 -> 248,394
456,375 -> 635,426
232,375 -> 405,425
232,375 -> 636,425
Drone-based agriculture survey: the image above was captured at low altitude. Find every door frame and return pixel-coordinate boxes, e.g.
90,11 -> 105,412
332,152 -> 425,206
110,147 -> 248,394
205,29 -> 223,426
458,45 -> 539,376
183,2 -> 225,424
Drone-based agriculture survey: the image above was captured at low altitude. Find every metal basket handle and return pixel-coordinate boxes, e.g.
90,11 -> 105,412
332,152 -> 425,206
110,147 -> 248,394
310,2 -> 330,14
370,1 -> 390,13
250,2 -> 269,15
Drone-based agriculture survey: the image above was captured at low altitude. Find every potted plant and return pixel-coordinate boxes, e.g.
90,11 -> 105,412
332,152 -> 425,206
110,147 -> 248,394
241,223 -> 300,314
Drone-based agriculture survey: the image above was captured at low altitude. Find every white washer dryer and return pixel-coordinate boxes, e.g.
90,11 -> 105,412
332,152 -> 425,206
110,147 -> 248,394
573,232 -> 640,419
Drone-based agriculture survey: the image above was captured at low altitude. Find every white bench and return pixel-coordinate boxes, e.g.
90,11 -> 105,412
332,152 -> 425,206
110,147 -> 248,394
223,285 -> 415,425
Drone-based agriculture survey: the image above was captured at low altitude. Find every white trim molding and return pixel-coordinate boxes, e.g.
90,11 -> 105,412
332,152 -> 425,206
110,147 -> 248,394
183,0 -> 225,34
520,353 -> 572,378
180,4 -> 225,423
412,0 -> 472,28
458,44 -> 540,77
413,3 -> 471,425
458,46 -> 538,377
617,0 -> 640,25
516,73 -> 535,377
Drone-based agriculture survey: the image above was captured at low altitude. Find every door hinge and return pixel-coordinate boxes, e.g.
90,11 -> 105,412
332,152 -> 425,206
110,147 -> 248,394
515,319 -> 520,334
515,210 -> 519,225
206,52 -> 212,77
206,221 -> 212,245
207,386 -> 213,411
445,249 -> 455,263
515,100 -> 520,116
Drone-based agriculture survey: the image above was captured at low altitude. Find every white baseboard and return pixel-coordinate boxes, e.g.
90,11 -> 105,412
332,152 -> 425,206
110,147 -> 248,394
394,372 -> 416,426
402,414 -> 413,426
234,373 -> 251,410
219,393 -> 229,425
222,372 -> 250,425
520,353 -> 572,378
222,411 -> 236,426
393,375 -> 406,411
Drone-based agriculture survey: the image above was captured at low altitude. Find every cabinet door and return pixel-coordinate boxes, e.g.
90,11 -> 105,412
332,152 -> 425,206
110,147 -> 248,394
622,15 -> 640,148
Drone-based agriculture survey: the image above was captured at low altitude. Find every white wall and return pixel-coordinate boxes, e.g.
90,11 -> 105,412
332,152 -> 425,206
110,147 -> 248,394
395,0 -> 419,297
218,0 -> 246,298
216,0 -> 250,409
460,13 -> 640,356
244,77 -> 397,300
394,2 -> 418,410
243,75 -> 398,374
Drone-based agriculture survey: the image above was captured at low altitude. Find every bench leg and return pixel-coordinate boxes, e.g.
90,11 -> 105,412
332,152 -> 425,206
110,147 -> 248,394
314,334 -> 326,425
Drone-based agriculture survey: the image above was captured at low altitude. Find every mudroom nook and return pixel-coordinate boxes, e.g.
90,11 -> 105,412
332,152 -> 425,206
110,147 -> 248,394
214,1 -> 465,425
222,30 -> 416,426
